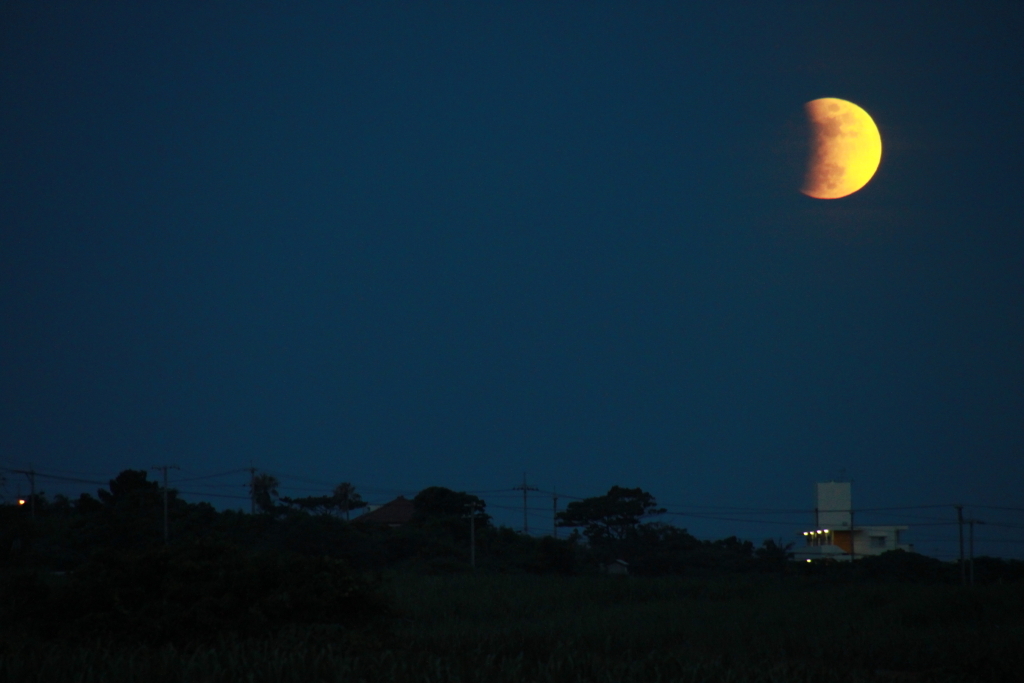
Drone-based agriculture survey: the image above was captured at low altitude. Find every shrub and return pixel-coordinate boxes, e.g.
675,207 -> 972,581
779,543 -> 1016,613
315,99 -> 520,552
0,539 -> 391,645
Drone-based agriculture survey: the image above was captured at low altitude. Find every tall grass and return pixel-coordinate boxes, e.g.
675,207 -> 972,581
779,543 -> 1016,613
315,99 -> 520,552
3,573 -> 1022,682
388,573 -> 1024,680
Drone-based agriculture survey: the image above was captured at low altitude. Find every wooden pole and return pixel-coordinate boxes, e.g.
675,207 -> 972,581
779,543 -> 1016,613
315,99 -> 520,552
955,505 -> 965,586
512,473 -> 537,534
152,465 -> 179,543
553,489 -> 559,539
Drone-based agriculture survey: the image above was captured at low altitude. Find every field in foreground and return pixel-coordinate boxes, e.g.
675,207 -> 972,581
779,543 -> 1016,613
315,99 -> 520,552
3,573 -> 1023,682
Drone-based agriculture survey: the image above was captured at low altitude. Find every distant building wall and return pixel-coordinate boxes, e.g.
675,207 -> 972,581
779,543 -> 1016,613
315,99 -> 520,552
853,526 -> 910,555
816,482 -> 851,530
831,530 -> 852,553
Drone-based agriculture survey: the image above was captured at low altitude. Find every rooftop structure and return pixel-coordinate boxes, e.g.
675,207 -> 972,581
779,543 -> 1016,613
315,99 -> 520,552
795,482 -> 913,562
353,495 -> 415,527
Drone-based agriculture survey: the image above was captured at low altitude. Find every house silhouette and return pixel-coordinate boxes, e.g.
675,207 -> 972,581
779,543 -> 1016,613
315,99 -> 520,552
353,495 -> 415,527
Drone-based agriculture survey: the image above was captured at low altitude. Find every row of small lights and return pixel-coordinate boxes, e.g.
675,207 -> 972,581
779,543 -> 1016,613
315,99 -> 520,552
804,529 -> 832,562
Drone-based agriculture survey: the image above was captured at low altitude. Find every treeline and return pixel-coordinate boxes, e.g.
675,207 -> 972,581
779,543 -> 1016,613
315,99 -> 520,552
2,470 -> 1023,645
4,471 -> 1024,582
0,472 -> 768,576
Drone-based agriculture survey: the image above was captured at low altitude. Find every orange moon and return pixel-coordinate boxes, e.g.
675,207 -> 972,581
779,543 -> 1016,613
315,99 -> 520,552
801,98 -> 882,199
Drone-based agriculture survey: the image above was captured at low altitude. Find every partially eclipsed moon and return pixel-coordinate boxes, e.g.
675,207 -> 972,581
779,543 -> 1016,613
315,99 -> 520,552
802,98 -> 882,199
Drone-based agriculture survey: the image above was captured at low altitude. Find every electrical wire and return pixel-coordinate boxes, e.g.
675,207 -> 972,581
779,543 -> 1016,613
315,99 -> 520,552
663,511 -> 810,528
174,468 -> 250,483
981,521 -> 1024,530
5,465 -> 1023,557
967,505 -> 1024,513
177,490 -> 251,501
0,469 -> 108,486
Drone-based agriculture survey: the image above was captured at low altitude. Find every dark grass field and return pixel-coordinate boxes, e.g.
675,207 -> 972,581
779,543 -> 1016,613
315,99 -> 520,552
3,572 -> 1023,682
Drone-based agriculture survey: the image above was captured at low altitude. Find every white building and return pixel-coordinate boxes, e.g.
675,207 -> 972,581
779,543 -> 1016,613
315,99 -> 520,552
794,482 -> 913,562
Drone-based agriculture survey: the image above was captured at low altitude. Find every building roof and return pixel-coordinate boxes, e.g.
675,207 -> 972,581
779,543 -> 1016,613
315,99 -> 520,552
353,495 -> 415,526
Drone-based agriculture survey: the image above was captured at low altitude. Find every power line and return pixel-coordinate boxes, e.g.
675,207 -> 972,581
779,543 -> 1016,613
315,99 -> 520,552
0,464 -> 1012,521
658,502 -> 809,515
0,467 -> 107,487
5,465 -> 1022,558
967,505 -> 1024,513
663,511 -> 810,528
869,512 -> 956,523
9,466 -> 112,479
174,468 -> 249,483
981,521 -> 1024,530
177,489 -> 251,501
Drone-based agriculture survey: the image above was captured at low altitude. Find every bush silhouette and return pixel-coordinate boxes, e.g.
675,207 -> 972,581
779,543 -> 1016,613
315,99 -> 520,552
1,539 -> 390,645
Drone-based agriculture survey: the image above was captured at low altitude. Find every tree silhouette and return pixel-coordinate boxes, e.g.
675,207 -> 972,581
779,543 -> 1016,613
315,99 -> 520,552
755,538 -> 795,571
332,482 -> 367,520
279,483 -> 367,518
278,494 -> 333,515
556,486 -> 665,544
251,473 -> 279,514
412,486 -> 491,542
414,486 -> 489,522
97,470 -> 163,510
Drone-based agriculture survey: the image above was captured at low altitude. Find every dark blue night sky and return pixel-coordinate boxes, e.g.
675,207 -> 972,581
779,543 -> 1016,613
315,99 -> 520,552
2,2 -> 1022,559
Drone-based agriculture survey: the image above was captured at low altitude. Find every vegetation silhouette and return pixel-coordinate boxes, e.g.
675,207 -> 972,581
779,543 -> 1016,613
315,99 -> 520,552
2,470 -> 1023,680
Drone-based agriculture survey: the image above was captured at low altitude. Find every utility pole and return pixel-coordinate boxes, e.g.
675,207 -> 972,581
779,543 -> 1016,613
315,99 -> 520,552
466,501 -> 482,570
955,504 -> 965,586
152,465 -> 180,544
249,466 -> 257,515
12,468 -> 36,520
966,518 -> 984,587
849,508 -> 855,562
552,488 -> 559,539
512,473 -> 538,534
